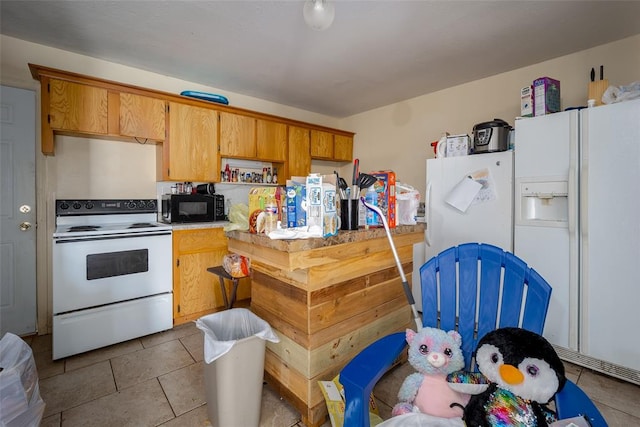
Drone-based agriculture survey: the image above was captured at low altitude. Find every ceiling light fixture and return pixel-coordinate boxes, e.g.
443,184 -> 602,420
303,0 -> 335,31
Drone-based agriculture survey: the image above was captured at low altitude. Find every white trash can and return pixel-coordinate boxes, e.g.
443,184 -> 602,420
196,308 -> 279,427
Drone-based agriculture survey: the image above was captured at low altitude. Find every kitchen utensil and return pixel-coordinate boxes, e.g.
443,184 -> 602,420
357,173 -> 378,191
360,196 -> 422,331
335,171 -> 348,199
352,158 -> 360,185
472,118 -> 511,153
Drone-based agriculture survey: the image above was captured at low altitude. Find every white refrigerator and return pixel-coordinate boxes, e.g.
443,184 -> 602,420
514,98 -> 640,382
414,151 -> 514,310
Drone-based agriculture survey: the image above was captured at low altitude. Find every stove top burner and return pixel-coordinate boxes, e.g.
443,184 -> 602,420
68,225 -> 102,232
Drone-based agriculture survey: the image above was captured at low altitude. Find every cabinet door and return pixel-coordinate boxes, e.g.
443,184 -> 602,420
256,119 -> 287,161
172,229 -> 229,324
119,93 -> 166,141
165,102 -> 218,181
334,134 -> 353,161
310,129 -> 334,159
288,126 -> 311,178
219,111 -> 256,157
48,79 -> 108,134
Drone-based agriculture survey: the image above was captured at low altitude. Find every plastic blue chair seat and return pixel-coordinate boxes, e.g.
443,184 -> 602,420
339,243 -> 607,427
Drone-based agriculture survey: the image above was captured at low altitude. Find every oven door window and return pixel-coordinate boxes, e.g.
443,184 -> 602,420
86,249 -> 148,280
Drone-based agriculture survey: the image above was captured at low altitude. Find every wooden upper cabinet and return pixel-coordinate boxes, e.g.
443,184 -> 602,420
30,65 -> 355,159
219,111 -> 256,158
162,102 -> 218,182
48,79 -> 108,134
256,119 -> 287,161
310,129 -> 334,159
288,126 -> 311,178
334,134 -> 354,161
118,93 -> 166,141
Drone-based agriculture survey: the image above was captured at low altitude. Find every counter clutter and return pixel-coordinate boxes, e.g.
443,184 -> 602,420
226,224 -> 425,427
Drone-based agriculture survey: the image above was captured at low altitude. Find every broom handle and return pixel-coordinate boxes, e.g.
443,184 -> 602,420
360,197 -> 422,331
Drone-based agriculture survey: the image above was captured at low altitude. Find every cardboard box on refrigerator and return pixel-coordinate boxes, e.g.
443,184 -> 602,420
305,173 -> 339,237
370,170 -> 396,228
533,77 -> 561,116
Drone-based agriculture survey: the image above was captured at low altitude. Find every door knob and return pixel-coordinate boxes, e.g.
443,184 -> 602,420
19,222 -> 32,231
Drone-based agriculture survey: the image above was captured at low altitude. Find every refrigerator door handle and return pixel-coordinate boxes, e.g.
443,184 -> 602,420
568,166 -> 577,235
425,182 -> 432,247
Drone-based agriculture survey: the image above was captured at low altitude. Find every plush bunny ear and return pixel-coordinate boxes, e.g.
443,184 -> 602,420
405,329 -> 417,345
447,330 -> 462,345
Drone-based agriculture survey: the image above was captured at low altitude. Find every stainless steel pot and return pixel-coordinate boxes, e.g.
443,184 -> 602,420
472,118 -> 511,153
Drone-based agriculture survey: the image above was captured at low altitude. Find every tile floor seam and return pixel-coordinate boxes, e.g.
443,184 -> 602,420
155,376 -> 180,420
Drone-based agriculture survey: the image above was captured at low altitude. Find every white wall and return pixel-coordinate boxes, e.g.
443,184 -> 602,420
339,34 -> 640,198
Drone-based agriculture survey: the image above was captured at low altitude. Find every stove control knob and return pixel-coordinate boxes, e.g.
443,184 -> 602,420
137,201 -> 146,209
72,202 -> 82,210
147,200 -> 156,210
85,202 -> 94,210
59,202 -> 70,210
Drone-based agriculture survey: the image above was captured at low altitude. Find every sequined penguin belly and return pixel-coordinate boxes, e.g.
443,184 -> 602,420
484,388 -> 556,427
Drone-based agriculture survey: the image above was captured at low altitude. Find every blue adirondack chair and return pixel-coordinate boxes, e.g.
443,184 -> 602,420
340,243 -> 607,427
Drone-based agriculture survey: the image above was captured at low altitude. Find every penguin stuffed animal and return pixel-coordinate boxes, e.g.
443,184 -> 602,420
463,327 -> 566,427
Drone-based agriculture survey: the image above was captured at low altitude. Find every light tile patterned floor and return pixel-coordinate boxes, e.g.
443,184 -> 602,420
25,322 -> 640,426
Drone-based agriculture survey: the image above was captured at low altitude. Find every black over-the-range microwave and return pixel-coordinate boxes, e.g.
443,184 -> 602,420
160,194 -> 225,223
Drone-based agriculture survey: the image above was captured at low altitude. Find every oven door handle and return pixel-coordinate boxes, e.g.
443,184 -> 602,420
54,231 -> 172,243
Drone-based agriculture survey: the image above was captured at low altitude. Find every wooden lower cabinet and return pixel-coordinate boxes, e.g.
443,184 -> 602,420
172,228 -> 250,325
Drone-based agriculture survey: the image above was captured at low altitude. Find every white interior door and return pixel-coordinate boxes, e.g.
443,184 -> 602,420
0,85 -> 37,336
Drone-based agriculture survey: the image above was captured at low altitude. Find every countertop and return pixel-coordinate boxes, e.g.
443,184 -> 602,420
226,223 -> 425,252
169,221 -> 229,230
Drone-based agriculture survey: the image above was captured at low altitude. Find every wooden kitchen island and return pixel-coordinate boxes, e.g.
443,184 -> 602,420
226,224 -> 425,427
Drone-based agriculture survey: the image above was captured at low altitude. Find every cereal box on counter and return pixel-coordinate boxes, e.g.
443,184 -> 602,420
305,173 -> 339,238
285,178 -> 306,228
370,170 -> 396,228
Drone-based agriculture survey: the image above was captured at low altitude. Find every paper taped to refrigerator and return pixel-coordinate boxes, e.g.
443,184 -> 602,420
445,176 -> 482,212
469,168 -> 497,205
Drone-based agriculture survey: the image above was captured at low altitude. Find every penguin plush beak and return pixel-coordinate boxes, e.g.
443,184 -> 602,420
499,364 -> 524,385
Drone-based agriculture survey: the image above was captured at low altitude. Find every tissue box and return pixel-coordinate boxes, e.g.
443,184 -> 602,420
285,179 -> 306,228
248,187 -> 284,233
533,77 -> 561,116
370,170 -> 397,228
305,173 -> 339,237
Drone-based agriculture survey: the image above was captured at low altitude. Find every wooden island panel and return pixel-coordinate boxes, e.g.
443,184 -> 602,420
226,225 -> 424,427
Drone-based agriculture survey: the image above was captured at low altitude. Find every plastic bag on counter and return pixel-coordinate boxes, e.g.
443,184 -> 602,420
223,203 -> 249,232
222,253 -> 251,278
602,81 -> 640,104
0,333 -> 46,427
396,182 -> 421,225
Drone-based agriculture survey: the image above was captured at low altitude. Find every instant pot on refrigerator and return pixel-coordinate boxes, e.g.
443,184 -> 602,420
413,150 -> 514,311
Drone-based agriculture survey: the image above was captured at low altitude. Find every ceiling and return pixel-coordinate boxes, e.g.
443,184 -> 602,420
2,1 -> 640,118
